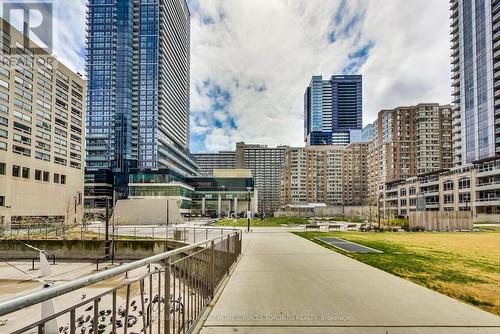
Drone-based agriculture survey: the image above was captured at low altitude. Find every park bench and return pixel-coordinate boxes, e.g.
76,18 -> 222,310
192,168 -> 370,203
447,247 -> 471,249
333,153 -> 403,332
347,224 -> 357,230
328,224 -> 342,231
305,224 -> 320,231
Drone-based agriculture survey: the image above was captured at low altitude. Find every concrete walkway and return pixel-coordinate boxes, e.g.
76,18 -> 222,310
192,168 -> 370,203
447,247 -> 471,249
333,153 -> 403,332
199,228 -> 500,333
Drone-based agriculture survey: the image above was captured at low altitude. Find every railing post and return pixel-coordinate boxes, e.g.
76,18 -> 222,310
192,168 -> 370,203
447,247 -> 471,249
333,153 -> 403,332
69,309 -> 75,334
210,240 -> 215,297
164,258 -> 171,334
112,290 -> 117,334
227,235 -> 231,274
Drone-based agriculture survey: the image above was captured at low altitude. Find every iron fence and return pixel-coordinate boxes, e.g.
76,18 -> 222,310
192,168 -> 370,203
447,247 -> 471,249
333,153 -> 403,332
0,224 -> 238,244
0,229 -> 242,334
82,225 -> 238,244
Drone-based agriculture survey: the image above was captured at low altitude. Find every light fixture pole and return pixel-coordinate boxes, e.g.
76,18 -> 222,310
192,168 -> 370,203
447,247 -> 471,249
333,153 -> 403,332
247,187 -> 252,232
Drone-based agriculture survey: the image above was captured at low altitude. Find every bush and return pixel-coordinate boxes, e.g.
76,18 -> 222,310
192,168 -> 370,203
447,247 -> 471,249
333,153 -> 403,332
386,218 -> 409,226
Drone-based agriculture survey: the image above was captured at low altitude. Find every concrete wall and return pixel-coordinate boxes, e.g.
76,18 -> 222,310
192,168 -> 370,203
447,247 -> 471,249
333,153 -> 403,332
409,211 -> 473,231
112,198 -> 184,225
275,206 -> 377,219
0,239 -> 186,260
474,214 -> 500,223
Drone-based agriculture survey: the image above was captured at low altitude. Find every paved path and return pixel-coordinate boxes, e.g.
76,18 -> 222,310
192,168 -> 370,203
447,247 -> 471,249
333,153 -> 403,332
199,228 -> 500,333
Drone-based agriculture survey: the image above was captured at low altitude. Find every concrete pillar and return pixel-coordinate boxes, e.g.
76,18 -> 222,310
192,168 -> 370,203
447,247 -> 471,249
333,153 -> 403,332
234,197 -> 238,213
217,194 -> 222,217
202,197 -> 206,215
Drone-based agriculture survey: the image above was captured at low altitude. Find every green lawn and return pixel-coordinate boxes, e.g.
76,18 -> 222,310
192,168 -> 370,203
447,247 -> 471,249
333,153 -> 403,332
215,216 -> 307,227
294,230 -> 500,315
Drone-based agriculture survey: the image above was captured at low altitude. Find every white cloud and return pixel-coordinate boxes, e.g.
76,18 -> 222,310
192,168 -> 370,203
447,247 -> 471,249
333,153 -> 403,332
7,1 -> 451,153
190,0 -> 451,152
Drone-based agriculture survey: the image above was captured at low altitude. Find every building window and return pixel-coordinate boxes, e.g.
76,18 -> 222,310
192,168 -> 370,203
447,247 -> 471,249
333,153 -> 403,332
409,187 -> 416,196
459,193 -> 471,205
443,180 -> 454,191
444,194 -> 454,204
0,162 -> 5,175
22,167 -> 29,179
0,196 -> 4,207
43,171 -> 49,182
12,165 -> 20,177
458,177 -> 470,189
35,169 -> 42,181
54,173 -> 60,183
61,174 -> 66,184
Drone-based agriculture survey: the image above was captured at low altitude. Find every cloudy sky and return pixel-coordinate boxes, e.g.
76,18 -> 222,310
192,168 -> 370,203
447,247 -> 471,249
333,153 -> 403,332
6,0 -> 451,153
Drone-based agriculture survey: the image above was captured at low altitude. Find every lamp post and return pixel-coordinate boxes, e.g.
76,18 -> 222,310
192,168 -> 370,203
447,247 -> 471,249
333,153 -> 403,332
247,187 -> 252,232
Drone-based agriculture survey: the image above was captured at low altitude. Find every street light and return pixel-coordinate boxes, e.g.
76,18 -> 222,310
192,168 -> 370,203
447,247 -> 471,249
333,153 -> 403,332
247,187 -> 252,232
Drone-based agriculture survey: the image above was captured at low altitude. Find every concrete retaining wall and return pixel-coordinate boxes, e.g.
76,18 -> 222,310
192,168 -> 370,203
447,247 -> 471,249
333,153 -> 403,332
409,211 -> 473,231
0,239 -> 186,260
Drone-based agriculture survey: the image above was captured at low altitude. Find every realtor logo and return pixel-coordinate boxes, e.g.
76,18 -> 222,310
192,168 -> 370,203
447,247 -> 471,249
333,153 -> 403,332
2,1 -> 53,54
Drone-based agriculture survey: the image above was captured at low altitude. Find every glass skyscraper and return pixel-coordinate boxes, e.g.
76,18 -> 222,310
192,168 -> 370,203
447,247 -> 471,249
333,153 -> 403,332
450,0 -> 499,165
304,75 -> 362,146
85,0 -> 196,176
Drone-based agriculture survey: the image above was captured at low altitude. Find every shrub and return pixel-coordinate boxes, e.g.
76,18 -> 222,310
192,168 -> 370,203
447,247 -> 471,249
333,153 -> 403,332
410,226 -> 425,232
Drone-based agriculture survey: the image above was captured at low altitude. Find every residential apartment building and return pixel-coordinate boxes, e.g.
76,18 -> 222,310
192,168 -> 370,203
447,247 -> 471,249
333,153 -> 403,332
382,157 -> 500,222
366,104 -> 453,202
342,142 -> 369,205
0,19 -> 86,225
235,142 -> 287,215
280,143 -> 368,207
304,75 -> 362,146
450,0 -> 499,164
193,143 -> 287,214
85,0 -> 196,211
193,151 -> 236,176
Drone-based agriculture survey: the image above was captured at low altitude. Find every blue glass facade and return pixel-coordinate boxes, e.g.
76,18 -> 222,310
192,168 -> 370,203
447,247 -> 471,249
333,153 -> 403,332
87,0 -> 195,174
304,75 -> 362,146
137,0 -> 159,168
331,75 -> 362,134
451,0 -> 497,165
85,0 -> 197,206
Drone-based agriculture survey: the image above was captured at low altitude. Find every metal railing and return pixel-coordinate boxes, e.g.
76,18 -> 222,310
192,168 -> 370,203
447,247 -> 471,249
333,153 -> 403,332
82,225 -> 238,244
0,224 -> 238,244
0,229 -> 242,334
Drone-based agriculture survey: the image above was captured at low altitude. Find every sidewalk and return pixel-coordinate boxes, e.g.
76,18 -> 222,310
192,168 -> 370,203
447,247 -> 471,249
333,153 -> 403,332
199,228 -> 500,333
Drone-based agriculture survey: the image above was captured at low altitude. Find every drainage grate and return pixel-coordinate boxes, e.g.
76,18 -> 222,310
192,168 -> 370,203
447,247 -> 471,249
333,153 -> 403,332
316,237 -> 382,253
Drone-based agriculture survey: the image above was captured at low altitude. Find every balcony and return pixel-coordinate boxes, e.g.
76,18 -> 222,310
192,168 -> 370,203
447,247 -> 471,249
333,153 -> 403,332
475,197 -> 500,206
476,180 -> 500,191
476,166 -> 500,177
425,202 -> 440,209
